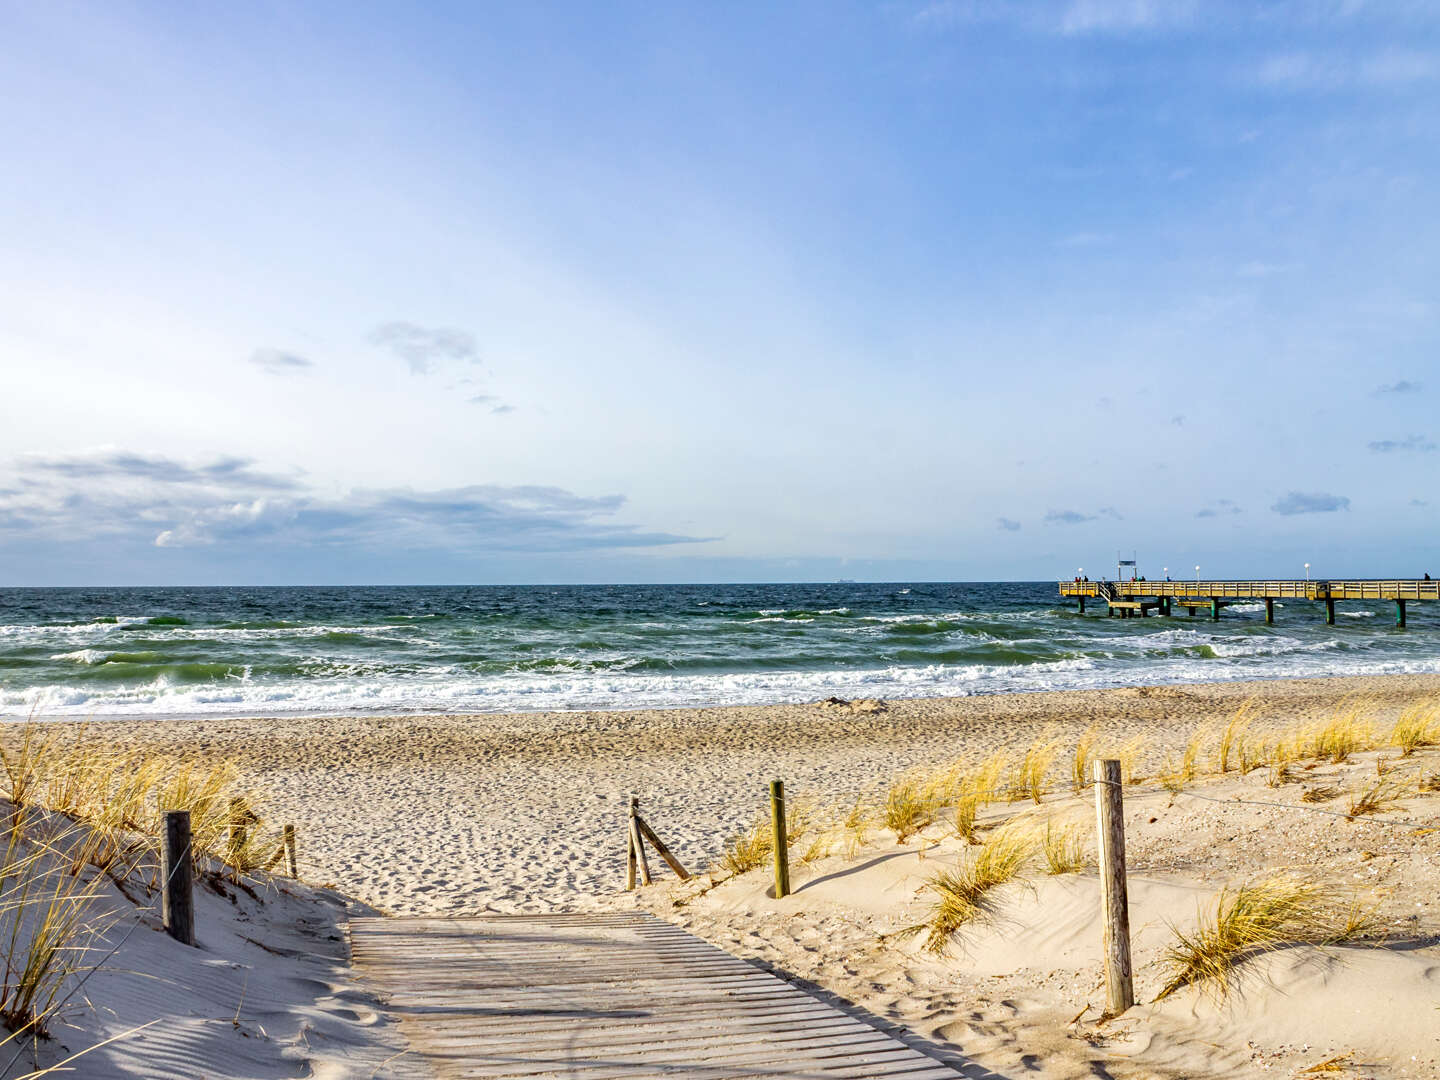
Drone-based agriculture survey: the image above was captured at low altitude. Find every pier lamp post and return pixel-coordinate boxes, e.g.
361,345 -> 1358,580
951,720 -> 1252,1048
1305,563 -> 1310,582
1195,565 -> 1200,584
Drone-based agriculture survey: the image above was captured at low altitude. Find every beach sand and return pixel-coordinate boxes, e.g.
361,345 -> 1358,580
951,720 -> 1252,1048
38,672 -> 1440,1077
62,672 -> 1440,914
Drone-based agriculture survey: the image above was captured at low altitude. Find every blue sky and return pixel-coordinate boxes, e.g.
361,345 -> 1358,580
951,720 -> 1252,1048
1,0 -> 1436,584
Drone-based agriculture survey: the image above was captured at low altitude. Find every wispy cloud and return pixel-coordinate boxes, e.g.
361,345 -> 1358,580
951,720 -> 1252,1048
22,450 -> 301,491
909,0 -> 1198,35
1254,48 -> 1440,91
1045,509 -> 1095,524
1270,491 -> 1351,515
1236,260 -> 1296,278
996,516 -> 1022,531
0,450 -> 705,555
1057,0 -> 1196,35
1368,434 -> 1436,453
249,348 -> 313,374
1196,498 -> 1243,518
1056,231 -> 1115,249
1376,379 -> 1423,394
369,322 -> 478,375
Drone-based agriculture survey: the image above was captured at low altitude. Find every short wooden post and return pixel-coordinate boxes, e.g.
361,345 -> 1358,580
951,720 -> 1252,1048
162,810 -> 196,947
770,779 -> 790,899
624,815 -> 637,892
1093,759 -> 1133,1014
283,824 -> 298,878
629,798 -> 652,887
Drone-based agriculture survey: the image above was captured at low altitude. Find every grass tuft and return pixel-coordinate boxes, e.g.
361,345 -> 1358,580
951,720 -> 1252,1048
1216,700 -> 1257,774
1156,874 -> 1375,1001
1390,701 -> 1438,757
1071,727 -> 1097,794
1042,821 -> 1086,875
883,779 -> 935,843
1346,778 -> 1403,819
909,820 -> 1037,953
1305,701 -> 1376,763
1011,735 -> 1060,804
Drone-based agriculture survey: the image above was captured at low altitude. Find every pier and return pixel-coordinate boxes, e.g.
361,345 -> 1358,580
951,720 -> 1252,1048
1059,579 -> 1438,627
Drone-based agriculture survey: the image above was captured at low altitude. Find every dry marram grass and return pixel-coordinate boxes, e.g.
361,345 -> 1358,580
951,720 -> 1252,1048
910,820 -> 1037,953
1157,874 -> 1375,1001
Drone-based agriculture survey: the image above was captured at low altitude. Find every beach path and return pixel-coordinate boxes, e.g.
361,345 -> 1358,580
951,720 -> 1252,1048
350,911 -> 966,1079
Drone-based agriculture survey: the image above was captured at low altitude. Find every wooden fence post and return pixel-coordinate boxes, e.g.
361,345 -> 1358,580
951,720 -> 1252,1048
629,797 -> 652,887
283,824 -> 298,878
770,779 -> 790,899
1093,759 -> 1133,1014
625,810 -> 637,892
162,810 -> 196,947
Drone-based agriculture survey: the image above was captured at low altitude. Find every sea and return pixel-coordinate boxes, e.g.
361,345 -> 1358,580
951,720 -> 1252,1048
0,582 -> 1436,719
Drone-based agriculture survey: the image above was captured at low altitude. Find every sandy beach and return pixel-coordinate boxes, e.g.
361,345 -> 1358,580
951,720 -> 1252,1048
58,672 -> 1440,914
29,672 -> 1440,1077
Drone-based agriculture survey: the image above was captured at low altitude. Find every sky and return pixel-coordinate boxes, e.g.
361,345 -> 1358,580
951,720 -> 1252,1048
1,0 -> 1437,585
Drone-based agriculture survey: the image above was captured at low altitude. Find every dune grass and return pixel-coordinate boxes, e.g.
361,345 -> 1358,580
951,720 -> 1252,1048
1071,727 -> 1097,794
1390,702 -> 1438,757
1042,821 -> 1085,875
1011,736 -> 1060,804
1346,778 -> 1404,819
952,792 -> 980,844
1215,700 -> 1257,774
910,820 -> 1036,953
1304,701 -> 1375,764
882,779 -> 935,843
1157,874 -> 1374,1001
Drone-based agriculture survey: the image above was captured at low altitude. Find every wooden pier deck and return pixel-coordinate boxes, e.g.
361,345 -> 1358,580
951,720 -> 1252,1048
350,912 -> 966,1079
1059,579 -> 1437,625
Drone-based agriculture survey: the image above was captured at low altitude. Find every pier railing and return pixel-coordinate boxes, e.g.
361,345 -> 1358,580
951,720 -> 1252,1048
1059,579 -> 1440,601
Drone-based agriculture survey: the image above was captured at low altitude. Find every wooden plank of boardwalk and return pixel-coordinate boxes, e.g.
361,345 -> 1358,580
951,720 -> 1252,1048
350,912 -> 962,1080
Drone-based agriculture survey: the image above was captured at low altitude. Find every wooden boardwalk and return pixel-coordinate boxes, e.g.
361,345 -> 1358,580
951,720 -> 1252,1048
350,912 -> 964,1079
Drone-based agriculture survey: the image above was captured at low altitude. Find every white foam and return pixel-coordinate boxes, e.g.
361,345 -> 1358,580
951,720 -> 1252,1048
50,649 -> 107,664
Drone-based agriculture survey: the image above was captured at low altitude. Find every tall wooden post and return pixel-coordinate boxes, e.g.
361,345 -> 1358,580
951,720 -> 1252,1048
283,824 -> 298,878
1093,760 -> 1133,1015
1325,598 -> 1336,625
1264,597 -> 1274,624
1078,596 -> 1085,614
162,810 -> 196,947
1210,598 -> 1220,621
1396,599 -> 1407,628
770,780 -> 791,899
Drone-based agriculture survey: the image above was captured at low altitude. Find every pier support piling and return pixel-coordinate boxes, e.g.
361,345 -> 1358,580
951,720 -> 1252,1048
1078,596 -> 1085,614
1264,598 -> 1274,625
1325,598 -> 1336,625
1396,599 -> 1407,628
1210,599 -> 1220,621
